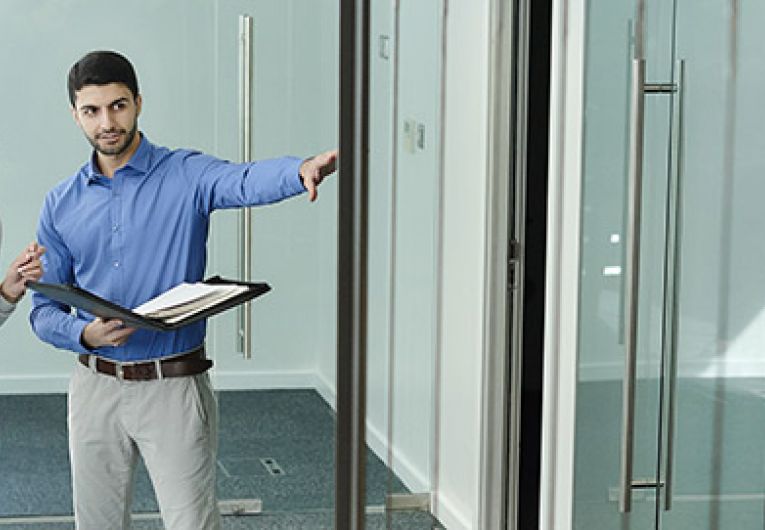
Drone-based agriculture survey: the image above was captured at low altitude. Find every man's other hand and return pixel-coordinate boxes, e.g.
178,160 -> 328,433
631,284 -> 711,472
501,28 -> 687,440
81,318 -> 136,349
0,242 -> 46,303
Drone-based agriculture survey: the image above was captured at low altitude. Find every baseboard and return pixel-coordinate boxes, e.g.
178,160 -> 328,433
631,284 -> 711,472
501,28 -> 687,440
0,374 -> 70,394
313,372 -> 432,496
313,370 -> 337,409
210,369 -> 320,390
434,496 -> 473,530
0,369 -> 320,395
580,358 -> 765,382
29,361 -> 758,391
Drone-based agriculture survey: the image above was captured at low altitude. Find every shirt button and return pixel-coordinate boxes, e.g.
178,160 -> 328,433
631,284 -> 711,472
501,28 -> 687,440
113,261 -> 120,268
112,224 -> 119,232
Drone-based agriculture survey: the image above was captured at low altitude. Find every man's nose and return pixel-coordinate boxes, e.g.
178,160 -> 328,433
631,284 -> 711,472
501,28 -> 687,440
99,110 -> 116,130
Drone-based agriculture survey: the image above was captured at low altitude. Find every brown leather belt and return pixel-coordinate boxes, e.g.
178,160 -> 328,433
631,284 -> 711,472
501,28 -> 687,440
78,346 -> 212,381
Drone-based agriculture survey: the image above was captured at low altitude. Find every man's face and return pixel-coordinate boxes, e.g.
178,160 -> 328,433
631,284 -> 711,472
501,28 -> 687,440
72,83 -> 142,157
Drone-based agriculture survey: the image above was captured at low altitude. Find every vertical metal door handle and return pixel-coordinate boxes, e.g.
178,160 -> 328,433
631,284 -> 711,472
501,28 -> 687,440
663,59 -> 685,511
238,14 -> 253,358
619,58 -> 646,513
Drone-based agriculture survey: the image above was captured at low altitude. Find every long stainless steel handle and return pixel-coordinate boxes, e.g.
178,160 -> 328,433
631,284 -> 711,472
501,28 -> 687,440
238,15 -> 253,358
619,58 -> 646,514
663,59 -> 685,511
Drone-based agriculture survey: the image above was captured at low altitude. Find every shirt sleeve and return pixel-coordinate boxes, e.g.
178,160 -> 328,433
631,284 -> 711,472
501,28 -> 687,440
181,151 -> 307,216
29,195 -> 90,354
0,294 -> 14,328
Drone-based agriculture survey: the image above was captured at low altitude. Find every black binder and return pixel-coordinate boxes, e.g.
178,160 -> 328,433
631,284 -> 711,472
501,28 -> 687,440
27,276 -> 271,331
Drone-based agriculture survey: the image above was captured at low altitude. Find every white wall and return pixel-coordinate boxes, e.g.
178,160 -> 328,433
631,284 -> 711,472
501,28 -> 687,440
434,0 -> 491,528
380,0 -> 444,496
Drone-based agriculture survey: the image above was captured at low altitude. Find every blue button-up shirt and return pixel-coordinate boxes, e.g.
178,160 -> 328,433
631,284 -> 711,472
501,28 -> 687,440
30,134 -> 305,362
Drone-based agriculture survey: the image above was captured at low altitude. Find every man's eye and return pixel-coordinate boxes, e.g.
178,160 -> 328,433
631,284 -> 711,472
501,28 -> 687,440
113,102 -> 126,110
82,109 -> 95,116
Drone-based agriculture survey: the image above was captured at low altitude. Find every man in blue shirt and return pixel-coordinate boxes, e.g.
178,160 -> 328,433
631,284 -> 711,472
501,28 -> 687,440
30,50 -> 336,530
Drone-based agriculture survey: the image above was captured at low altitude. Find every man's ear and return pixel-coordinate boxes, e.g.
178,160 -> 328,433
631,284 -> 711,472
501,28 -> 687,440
135,94 -> 143,117
71,105 -> 80,126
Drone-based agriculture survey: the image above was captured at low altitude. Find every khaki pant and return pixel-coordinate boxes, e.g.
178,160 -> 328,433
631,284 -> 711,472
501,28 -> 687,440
68,361 -> 221,530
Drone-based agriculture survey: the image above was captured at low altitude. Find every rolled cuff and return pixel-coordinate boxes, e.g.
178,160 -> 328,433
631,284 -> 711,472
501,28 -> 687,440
0,295 -> 15,321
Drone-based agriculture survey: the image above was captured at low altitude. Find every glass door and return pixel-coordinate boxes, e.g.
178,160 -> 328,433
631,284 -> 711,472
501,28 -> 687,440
205,0 -> 340,523
371,0 -> 445,527
572,0 -> 765,529
573,0 -> 676,526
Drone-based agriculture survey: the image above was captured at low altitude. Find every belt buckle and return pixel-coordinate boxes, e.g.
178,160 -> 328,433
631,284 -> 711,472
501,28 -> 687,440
111,359 -> 163,381
129,361 -> 158,380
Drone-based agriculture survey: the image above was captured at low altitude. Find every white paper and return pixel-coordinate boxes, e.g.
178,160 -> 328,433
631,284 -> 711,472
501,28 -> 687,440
133,282 -> 248,323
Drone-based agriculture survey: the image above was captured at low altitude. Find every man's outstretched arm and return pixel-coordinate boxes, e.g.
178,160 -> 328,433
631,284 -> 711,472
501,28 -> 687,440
186,149 -> 338,216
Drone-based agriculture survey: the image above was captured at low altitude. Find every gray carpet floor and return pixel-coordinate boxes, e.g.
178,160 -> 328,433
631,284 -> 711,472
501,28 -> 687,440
0,389 -> 443,529
0,511 -> 441,529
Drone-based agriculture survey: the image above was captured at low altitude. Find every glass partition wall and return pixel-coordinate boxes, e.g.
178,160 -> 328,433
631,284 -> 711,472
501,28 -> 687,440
206,0 -> 341,525
368,0 -> 445,527
572,0 -> 765,529
0,1 -> 445,528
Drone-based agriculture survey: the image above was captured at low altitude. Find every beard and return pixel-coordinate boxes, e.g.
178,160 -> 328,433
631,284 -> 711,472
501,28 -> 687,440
87,120 -> 138,157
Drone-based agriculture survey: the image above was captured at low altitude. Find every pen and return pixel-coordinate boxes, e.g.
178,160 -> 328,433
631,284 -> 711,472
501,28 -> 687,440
17,243 -> 44,276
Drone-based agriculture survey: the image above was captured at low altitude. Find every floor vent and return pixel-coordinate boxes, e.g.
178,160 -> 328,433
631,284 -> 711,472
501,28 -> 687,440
260,457 -> 286,476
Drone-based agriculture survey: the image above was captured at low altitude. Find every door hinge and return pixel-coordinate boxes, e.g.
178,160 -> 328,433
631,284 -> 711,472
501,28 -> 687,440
508,239 -> 521,290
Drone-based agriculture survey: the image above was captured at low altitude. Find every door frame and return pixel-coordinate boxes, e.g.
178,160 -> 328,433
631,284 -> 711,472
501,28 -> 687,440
478,0 -> 517,526
539,0 -> 587,528
336,0 -> 371,528
480,0 -> 553,528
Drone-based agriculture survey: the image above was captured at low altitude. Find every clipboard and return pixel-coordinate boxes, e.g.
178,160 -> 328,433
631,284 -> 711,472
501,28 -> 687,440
27,276 -> 271,331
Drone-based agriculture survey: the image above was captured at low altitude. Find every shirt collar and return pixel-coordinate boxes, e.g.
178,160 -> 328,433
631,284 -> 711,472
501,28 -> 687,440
83,133 -> 153,184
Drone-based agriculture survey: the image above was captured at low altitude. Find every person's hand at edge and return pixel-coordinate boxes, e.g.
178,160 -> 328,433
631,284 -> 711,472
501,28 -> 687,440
0,243 -> 46,304
81,318 -> 136,350
299,149 -> 338,202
